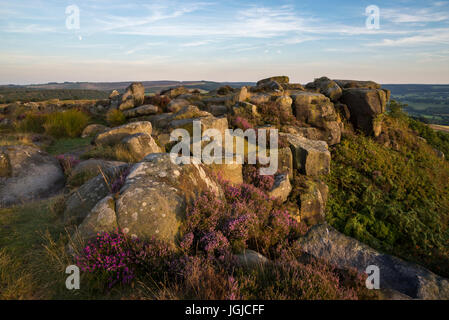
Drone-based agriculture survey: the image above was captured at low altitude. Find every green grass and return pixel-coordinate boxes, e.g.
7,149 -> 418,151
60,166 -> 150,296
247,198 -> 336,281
326,116 -> 449,277
0,198 -> 135,299
46,137 -> 92,155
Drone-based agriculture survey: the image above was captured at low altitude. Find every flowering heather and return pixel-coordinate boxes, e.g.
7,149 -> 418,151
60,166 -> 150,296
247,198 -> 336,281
242,164 -> 275,192
76,231 -> 175,288
180,178 -> 304,258
111,167 -> 131,194
56,154 -> 80,175
232,116 -> 253,131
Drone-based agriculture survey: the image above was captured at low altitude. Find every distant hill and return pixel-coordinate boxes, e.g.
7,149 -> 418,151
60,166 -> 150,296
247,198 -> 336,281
383,84 -> 449,125
0,81 -> 256,103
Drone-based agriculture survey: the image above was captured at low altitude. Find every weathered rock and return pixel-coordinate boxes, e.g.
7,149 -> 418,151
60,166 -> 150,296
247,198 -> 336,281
276,95 -> 293,114
306,77 -> 342,102
205,162 -> 243,185
334,79 -> 381,89
298,224 -> 449,300
277,147 -> 294,179
216,85 -> 235,95
119,82 -> 145,110
233,101 -> 259,117
68,159 -> 126,187
257,76 -> 290,87
291,92 -> 341,145
235,86 -> 250,102
297,177 -> 326,225
109,90 -> 120,99
282,134 -> 331,176
0,146 -> 65,207
64,165 -> 129,224
208,105 -> 228,116
121,133 -> 162,161
81,124 -> 109,138
258,80 -> 284,92
235,250 -> 269,269
249,93 -> 271,105
171,105 -> 211,121
161,86 -> 188,98
341,88 -> 387,135
115,153 -> 223,243
167,98 -> 191,113
268,174 -> 291,202
123,104 -> 159,118
78,196 -> 117,240
94,121 -> 152,146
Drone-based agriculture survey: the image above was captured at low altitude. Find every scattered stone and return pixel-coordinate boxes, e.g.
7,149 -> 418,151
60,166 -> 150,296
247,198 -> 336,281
298,224 -> 449,299
306,76 -> 342,102
123,104 -> 159,118
235,250 -> 269,269
334,79 -> 381,89
64,165 -> 129,224
81,124 -> 109,138
282,133 -> 331,176
0,146 -> 65,207
94,121 -> 153,146
268,174 -> 292,202
121,133 -> 162,161
167,98 -> 191,113
119,82 -> 145,110
78,196 -> 117,240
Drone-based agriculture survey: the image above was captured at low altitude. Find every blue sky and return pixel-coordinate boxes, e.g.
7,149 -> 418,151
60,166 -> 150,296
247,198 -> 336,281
1,0 -> 449,84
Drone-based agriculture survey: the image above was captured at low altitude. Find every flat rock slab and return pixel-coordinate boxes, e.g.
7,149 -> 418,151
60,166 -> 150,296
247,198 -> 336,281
298,224 -> 449,300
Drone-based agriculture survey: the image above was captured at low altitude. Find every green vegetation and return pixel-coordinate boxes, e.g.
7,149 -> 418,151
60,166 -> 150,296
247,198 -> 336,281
326,108 -> 449,277
45,137 -> 91,155
14,110 -> 90,138
0,88 -> 108,104
106,109 -> 126,126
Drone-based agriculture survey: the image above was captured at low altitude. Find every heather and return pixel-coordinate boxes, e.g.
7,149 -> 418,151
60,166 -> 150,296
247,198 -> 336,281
71,178 -> 377,299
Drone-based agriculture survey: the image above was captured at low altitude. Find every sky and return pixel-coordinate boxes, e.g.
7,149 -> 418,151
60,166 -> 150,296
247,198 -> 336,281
1,0 -> 449,84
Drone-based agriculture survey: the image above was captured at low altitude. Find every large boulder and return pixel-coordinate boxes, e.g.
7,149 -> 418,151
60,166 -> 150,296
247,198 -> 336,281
161,86 -> 188,98
257,76 -> 289,87
77,195 -> 117,240
0,146 -> 65,207
121,133 -> 162,161
334,79 -> 381,89
123,104 -> 159,118
119,82 -> 145,110
291,92 -> 341,145
306,77 -> 342,102
340,88 -> 387,135
94,121 -> 153,146
167,98 -> 191,113
298,224 -> 449,300
68,159 -> 126,187
281,133 -> 331,177
115,153 -> 223,244
205,162 -> 243,185
64,165 -> 129,224
297,177 -> 327,225
81,124 -> 109,138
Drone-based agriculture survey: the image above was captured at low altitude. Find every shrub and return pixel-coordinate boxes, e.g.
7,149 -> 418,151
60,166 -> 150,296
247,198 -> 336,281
180,179 -> 305,257
15,112 -> 47,133
326,122 -> 449,277
44,110 -> 89,138
106,109 -> 126,126
76,231 -> 175,289
55,154 -> 80,175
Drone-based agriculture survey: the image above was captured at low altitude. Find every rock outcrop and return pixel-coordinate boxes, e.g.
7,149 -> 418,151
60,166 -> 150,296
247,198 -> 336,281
298,224 -> 449,300
118,82 -> 145,111
0,146 -> 65,207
